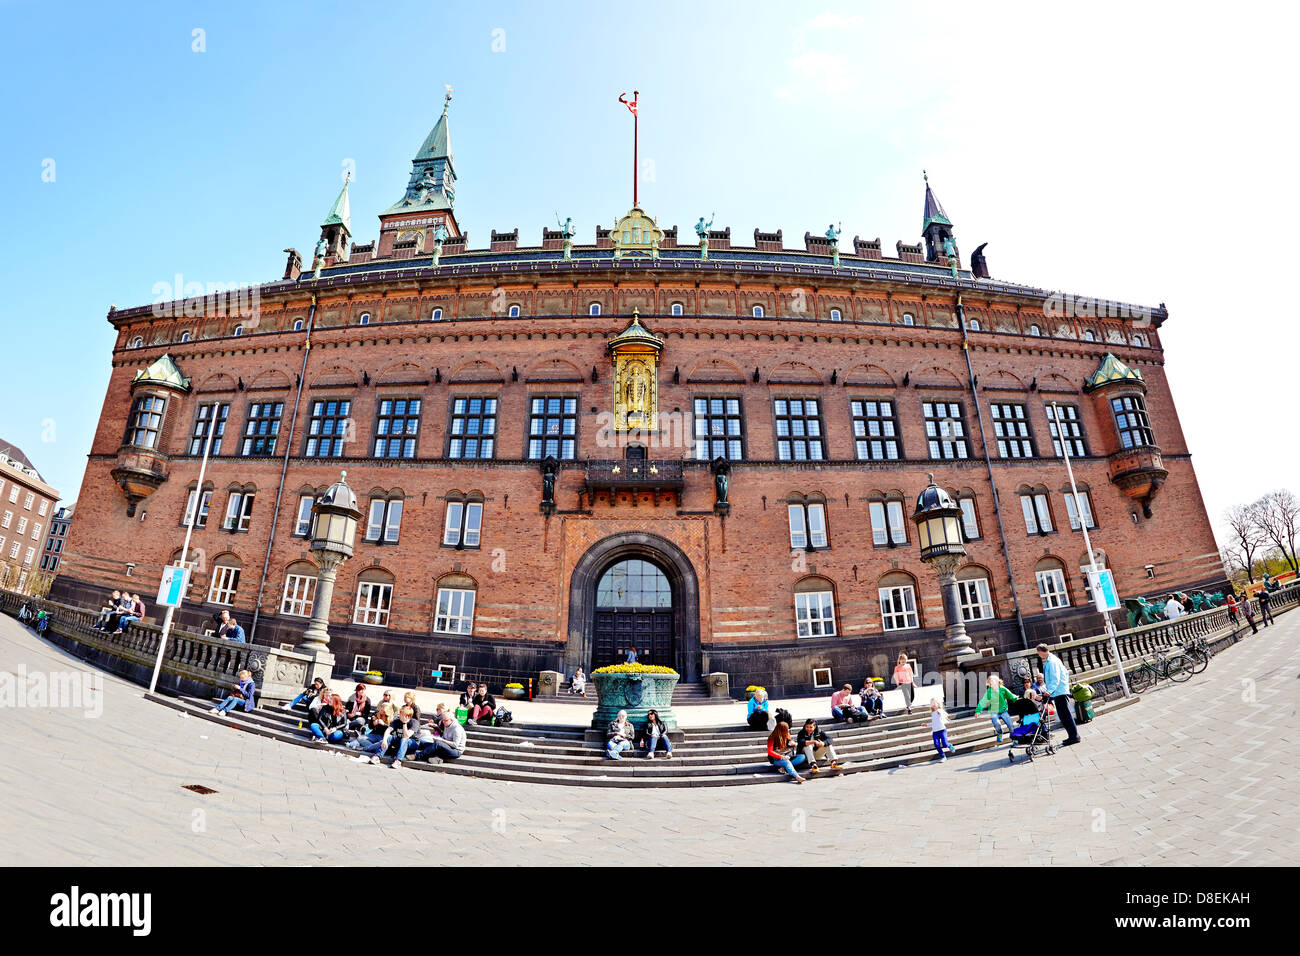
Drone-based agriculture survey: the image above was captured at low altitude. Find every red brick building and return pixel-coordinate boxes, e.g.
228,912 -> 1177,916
52,102 -> 1224,695
0,440 -> 62,592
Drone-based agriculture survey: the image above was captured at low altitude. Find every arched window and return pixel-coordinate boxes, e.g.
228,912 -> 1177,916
966,318 -> 981,331
1131,333 -> 1148,347
364,492 -> 404,544
434,573 -> 476,634
233,325 -> 244,337
830,308 -> 842,322
867,494 -> 907,547
670,302 -> 684,316
1083,329 -> 1096,342
878,571 -> 919,631
1019,484 -> 1054,535
588,303 -> 601,316
1028,324 -> 1041,337
358,312 -> 370,326
794,576 -> 837,638
280,560 -> 318,617
901,312 -> 915,326
957,566 -> 994,621
752,305 -> 765,318
179,330 -> 192,343
353,568 -> 394,627
130,336 -> 144,348
208,554 -> 242,605
786,494 -> 829,550
431,308 -> 444,321
598,559 -> 672,608
293,318 -> 305,332
508,305 -> 521,318
1034,558 -> 1070,610
442,492 -> 483,549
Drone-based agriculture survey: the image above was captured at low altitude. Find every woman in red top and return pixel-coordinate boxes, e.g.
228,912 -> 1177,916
766,722 -> 804,784
892,653 -> 916,715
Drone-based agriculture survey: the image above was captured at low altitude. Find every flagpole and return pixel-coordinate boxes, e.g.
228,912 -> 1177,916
633,89 -> 639,206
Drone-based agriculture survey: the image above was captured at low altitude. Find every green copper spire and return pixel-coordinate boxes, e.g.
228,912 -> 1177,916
383,86 -> 457,216
322,172 -> 352,230
922,170 -> 952,231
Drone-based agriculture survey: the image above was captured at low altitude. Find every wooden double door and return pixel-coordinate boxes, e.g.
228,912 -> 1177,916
592,607 -> 674,670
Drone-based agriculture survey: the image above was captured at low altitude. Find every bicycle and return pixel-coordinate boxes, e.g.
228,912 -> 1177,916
1177,635 -> 1211,675
1126,646 -> 1197,693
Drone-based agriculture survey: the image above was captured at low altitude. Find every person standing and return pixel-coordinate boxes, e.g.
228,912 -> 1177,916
929,699 -> 957,760
1242,598 -> 1260,634
1036,643 -> 1081,746
1225,594 -> 1239,625
893,653 -> 916,715
1257,588 -> 1276,626
625,646 -> 638,664
975,675 -> 1018,743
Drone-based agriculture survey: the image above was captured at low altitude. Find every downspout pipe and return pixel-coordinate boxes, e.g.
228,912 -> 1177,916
249,293 -> 316,643
956,293 -> 1030,649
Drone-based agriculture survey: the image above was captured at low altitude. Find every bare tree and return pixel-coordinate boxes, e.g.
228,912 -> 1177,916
1219,544 -> 1248,587
1253,490 -> 1300,577
1225,503 -> 1265,583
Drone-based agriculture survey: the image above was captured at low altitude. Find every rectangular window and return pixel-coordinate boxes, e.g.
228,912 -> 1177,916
15,517 -> 26,535
880,586 -> 919,631
365,499 -> 403,544
448,397 -> 498,459
868,501 -> 907,546
1,511 -> 10,528
294,495 -> 315,537
1111,395 -> 1155,449
1063,491 -> 1096,530
1020,493 -> 1053,534
693,397 -> 744,461
786,502 -> 827,550
8,540 -> 19,560
189,402 -> 230,455
990,402 -> 1033,458
38,500 -> 48,517
31,523 -> 41,541
354,582 -> 392,627
241,401 -> 285,456
304,398 -> 352,458
922,400 -> 969,460
443,501 -> 483,548
183,489 -> 212,528
23,492 -> 33,510
281,574 -> 316,617
125,395 -> 166,449
773,398 -> 824,461
23,547 -> 34,567
7,487 -> 16,504
850,399 -> 900,461
223,492 -> 255,532
958,578 -> 994,621
209,565 -> 240,605
374,397 -> 422,458
959,498 -> 980,540
795,590 -> 837,638
435,587 -> 476,634
1046,403 -> 1087,458
528,396 -> 579,460
1036,569 -> 1070,610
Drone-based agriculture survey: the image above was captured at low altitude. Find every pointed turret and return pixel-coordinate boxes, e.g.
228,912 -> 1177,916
921,170 -> 958,266
377,86 -> 462,256
318,172 -> 353,261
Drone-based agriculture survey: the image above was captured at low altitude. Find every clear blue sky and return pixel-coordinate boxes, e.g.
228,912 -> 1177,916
2,1 -> 1296,545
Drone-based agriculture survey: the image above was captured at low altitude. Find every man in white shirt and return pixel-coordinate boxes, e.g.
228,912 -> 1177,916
1163,595 -> 1186,620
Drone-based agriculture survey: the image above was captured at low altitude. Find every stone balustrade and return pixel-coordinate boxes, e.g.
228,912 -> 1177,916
963,584 -> 1300,696
0,588 -> 314,705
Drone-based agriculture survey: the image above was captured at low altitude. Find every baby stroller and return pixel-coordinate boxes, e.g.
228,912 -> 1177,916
1005,696 -> 1055,763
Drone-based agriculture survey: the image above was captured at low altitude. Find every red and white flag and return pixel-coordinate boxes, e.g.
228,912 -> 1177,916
619,91 -> 638,116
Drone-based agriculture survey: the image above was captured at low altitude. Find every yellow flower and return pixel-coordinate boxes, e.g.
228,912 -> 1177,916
592,664 -> 678,675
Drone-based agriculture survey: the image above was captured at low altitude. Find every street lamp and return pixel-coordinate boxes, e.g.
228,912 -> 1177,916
299,470 -> 362,655
911,474 -> 975,657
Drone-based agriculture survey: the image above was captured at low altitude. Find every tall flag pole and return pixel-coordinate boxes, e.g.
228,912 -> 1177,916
619,90 -> 639,206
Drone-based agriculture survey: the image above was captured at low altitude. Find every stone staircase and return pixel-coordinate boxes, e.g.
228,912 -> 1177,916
146,691 -> 1137,788
546,680 -> 730,706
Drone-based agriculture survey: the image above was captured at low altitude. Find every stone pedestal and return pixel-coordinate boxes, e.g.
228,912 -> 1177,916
536,670 -> 563,698
255,645 -> 333,707
705,672 -> 730,699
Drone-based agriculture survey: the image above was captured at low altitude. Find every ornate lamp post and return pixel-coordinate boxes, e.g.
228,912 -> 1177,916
299,471 -> 362,657
911,474 -> 975,658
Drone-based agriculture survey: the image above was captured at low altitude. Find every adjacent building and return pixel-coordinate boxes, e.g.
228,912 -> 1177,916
40,503 -> 75,574
50,99 -> 1224,695
0,440 -> 62,593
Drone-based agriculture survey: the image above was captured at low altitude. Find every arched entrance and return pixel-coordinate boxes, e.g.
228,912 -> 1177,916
567,532 -> 701,683
593,558 -> 674,669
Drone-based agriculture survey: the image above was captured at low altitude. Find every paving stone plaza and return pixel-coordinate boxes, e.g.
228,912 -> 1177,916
2,611 -> 1295,868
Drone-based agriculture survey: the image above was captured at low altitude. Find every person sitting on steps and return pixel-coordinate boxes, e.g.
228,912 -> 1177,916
796,718 -> 843,773
212,669 -> 256,716
860,680 -> 885,718
605,710 -> 635,759
831,683 -> 869,723
416,712 -> 467,764
639,708 -> 673,759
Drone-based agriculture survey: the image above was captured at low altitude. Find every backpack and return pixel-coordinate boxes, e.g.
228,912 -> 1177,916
774,707 -> 793,727
494,707 -> 513,726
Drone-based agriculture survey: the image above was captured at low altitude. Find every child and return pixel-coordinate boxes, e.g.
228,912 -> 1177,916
929,698 -> 956,761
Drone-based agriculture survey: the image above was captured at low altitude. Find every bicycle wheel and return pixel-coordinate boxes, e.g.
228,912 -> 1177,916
1165,654 -> 1196,683
1189,648 -> 1209,674
1128,665 -> 1154,694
